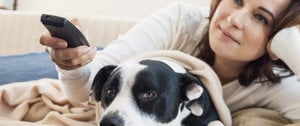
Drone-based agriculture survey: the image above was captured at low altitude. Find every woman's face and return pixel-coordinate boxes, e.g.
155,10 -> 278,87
209,0 -> 290,63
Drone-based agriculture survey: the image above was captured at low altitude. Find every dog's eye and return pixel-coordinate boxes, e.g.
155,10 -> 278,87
105,88 -> 115,98
142,91 -> 156,99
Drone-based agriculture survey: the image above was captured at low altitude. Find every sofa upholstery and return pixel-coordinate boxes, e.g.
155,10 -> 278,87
0,10 -> 139,56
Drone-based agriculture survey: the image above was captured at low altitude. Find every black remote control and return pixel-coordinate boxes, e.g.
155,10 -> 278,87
40,14 -> 90,48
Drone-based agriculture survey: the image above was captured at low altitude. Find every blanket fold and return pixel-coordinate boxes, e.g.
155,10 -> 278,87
0,79 -> 96,126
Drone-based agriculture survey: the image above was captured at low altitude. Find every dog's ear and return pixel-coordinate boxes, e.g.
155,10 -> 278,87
90,65 -> 117,102
180,73 -> 204,116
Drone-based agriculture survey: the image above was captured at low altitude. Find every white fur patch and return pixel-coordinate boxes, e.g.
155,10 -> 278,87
185,84 -> 204,116
186,83 -> 203,101
120,61 -> 147,87
208,120 -> 224,126
189,102 -> 203,116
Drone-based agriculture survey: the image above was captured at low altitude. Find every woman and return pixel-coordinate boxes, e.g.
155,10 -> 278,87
40,0 -> 300,125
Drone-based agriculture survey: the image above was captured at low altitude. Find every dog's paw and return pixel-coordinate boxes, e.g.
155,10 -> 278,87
208,120 -> 224,126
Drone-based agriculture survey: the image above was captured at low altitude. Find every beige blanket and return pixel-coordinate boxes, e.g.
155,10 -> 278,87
233,108 -> 298,126
0,50 -> 296,126
0,79 -> 96,126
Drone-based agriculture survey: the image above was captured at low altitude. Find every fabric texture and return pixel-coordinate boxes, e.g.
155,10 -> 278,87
270,25 -> 300,79
232,108 -> 294,126
0,52 -> 58,85
0,10 -> 139,56
0,79 -> 96,126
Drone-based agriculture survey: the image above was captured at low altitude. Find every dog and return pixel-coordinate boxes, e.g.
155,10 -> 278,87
90,59 -> 223,126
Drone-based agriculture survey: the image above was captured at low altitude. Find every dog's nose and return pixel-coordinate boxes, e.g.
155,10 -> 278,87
100,115 -> 124,126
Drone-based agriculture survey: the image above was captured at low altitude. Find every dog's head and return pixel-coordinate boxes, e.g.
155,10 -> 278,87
90,59 -> 209,126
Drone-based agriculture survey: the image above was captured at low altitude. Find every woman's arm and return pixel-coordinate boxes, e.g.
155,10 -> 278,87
58,2 -> 208,102
270,25 -> 300,79
267,25 -> 300,123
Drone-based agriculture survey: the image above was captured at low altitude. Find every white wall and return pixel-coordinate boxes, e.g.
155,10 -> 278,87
0,0 -> 14,9
17,0 -> 211,18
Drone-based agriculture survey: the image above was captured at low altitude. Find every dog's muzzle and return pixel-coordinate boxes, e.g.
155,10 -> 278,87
100,112 -> 124,126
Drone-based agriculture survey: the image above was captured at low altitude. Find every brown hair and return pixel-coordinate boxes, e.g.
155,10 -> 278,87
198,0 -> 300,86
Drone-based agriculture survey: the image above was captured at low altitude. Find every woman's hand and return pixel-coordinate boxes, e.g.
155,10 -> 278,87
267,25 -> 300,61
39,19 -> 97,70
267,25 -> 300,76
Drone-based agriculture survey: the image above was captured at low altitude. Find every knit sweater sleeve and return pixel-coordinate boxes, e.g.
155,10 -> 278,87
268,26 -> 300,123
270,26 -> 300,79
57,2 -> 208,102
224,26 -> 300,123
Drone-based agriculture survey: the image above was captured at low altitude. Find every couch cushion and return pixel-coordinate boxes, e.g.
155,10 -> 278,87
0,52 -> 58,85
0,10 -> 139,56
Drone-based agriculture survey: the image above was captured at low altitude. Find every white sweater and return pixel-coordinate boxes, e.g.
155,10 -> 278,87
57,2 -> 300,123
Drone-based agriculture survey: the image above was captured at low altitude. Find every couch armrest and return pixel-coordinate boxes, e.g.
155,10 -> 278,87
0,10 -> 139,56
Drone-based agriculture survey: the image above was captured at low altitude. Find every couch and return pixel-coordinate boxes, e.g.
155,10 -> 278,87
0,10 -> 139,84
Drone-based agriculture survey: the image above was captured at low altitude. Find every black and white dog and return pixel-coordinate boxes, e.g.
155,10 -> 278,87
90,59 -> 223,126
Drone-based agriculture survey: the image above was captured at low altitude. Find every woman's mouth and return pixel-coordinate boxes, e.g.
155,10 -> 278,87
220,27 -> 240,44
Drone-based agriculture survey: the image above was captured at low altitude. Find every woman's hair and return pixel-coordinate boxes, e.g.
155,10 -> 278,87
198,0 -> 300,86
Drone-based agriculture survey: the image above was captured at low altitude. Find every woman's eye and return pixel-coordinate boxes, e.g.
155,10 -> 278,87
254,14 -> 268,25
234,0 -> 243,5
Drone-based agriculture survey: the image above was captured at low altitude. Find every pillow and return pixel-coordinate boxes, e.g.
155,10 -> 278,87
0,52 -> 58,85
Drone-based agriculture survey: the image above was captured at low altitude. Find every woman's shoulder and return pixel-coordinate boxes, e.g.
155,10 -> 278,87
164,2 -> 210,20
162,2 -> 210,49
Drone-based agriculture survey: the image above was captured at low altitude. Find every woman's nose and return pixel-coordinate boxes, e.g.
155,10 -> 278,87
227,10 -> 247,30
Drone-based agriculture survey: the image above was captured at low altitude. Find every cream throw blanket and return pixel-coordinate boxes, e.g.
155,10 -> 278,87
0,79 -> 96,126
0,50 -> 295,126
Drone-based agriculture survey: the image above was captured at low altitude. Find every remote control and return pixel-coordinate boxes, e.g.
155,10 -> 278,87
40,14 -> 90,48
